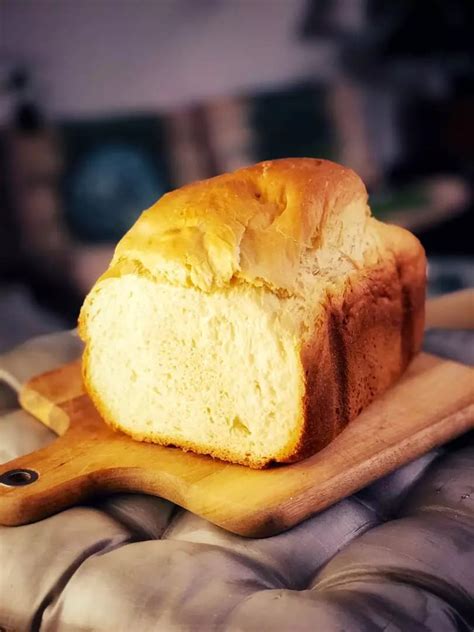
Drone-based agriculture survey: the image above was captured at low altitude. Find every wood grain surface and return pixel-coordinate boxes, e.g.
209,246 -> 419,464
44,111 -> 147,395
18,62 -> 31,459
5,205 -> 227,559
0,353 -> 472,536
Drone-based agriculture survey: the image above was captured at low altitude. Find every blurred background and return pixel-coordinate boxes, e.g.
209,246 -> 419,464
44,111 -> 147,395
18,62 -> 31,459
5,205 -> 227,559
0,0 -> 473,352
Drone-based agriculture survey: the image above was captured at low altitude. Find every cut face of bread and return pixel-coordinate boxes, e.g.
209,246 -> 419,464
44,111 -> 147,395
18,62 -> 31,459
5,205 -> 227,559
83,275 -> 304,467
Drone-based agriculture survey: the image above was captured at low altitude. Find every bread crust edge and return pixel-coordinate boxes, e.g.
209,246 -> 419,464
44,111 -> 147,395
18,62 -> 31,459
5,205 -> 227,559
282,221 -> 426,465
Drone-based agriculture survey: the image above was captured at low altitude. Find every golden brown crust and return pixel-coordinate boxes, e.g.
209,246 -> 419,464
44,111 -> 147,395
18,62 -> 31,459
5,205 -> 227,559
283,221 -> 426,464
108,158 -> 369,293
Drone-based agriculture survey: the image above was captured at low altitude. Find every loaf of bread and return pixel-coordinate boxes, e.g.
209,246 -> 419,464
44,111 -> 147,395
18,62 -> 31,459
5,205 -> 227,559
79,158 -> 426,468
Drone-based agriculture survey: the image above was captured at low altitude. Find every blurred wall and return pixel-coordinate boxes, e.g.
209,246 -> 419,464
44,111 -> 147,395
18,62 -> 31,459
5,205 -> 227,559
0,0 -> 471,351
1,0 -> 335,120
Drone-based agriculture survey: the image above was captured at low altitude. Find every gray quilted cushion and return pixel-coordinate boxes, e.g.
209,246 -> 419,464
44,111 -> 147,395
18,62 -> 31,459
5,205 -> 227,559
0,330 -> 472,631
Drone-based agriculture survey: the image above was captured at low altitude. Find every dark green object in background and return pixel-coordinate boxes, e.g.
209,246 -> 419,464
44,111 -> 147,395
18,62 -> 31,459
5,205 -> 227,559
61,117 -> 171,243
252,83 -> 335,163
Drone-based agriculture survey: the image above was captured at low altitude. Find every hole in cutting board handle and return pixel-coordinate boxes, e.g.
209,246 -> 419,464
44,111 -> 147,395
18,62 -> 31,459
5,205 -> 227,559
0,469 -> 39,487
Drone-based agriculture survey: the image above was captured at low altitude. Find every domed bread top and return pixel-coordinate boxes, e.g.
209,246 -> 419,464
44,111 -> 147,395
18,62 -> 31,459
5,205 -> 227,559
109,158 -> 370,292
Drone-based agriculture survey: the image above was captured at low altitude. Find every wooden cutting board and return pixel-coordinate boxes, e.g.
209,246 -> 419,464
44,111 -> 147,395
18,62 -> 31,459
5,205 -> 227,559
0,353 -> 472,537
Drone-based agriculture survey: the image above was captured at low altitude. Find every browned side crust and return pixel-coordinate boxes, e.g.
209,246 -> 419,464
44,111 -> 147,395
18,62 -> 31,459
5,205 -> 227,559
287,222 -> 426,464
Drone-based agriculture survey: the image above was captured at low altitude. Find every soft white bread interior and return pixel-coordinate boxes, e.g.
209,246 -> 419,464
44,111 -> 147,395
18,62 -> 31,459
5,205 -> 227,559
79,159 -> 426,468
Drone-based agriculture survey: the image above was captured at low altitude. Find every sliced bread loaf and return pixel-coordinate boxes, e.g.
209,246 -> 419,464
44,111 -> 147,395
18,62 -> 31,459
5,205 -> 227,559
79,159 -> 426,467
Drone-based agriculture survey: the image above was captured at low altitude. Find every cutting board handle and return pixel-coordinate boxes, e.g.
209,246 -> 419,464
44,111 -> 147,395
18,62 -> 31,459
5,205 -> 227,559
0,418 -> 100,525
426,288 -> 474,330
